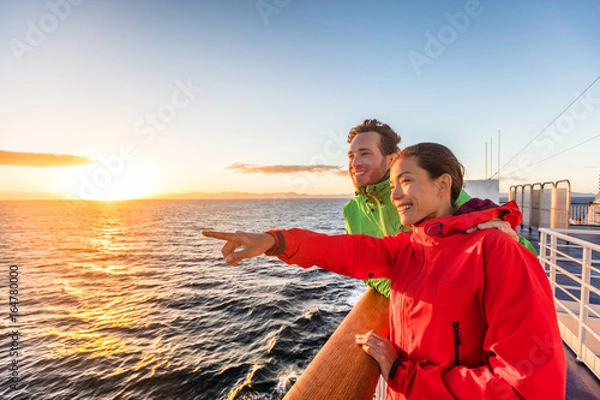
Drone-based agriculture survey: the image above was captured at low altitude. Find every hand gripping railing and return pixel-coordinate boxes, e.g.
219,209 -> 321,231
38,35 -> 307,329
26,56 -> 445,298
283,288 -> 390,400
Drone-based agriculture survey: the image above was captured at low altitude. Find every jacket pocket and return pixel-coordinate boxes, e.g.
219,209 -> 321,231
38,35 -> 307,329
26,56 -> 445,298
453,321 -> 462,365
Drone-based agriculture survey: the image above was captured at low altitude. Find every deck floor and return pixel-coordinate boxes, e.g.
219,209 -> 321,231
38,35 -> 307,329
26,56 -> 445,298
564,344 -> 600,399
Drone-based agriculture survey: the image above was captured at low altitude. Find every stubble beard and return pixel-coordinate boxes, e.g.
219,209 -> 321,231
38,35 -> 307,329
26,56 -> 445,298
350,159 -> 390,189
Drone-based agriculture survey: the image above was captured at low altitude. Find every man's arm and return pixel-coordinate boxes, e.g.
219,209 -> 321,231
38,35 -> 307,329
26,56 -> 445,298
457,195 -> 537,255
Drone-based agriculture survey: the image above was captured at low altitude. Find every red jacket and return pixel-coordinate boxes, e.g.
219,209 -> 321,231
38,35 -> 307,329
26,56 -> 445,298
268,201 -> 566,399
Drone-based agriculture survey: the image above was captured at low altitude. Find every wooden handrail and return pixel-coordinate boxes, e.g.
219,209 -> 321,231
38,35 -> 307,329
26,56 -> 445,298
284,288 -> 390,399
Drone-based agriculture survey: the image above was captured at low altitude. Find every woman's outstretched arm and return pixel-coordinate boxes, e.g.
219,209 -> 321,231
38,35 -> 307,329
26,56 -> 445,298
203,228 -> 409,281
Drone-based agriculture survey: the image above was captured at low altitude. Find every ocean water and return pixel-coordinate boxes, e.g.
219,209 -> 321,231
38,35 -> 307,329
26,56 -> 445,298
0,199 -> 364,400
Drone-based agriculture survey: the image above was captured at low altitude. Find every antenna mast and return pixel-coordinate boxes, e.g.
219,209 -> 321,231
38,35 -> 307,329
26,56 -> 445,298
485,142 -> 488,180
489,137 -> 493,180
497,130 -> 501,181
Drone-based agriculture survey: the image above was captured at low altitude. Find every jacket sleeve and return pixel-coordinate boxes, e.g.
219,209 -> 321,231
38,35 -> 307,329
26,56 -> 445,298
518,234 -> 538,255
266,228 -> 410,280
342,204 -> 353,234
387,232 -> 566,399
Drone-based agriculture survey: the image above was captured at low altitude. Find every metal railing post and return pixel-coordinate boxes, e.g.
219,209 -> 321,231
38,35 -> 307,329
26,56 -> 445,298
549,233 -> 557,290
576,247 -> 592,362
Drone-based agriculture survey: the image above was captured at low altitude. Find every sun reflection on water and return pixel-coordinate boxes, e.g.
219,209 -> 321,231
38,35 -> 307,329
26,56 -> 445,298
44,327 -> 133,359
34,203 -> 173,376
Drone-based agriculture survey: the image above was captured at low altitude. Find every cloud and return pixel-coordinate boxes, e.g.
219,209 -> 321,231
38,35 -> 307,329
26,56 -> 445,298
226,162 -> 346,175
0,150 -> 95,167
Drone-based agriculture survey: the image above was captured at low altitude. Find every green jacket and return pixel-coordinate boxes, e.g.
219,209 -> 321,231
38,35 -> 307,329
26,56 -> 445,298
343,178 -> 536,298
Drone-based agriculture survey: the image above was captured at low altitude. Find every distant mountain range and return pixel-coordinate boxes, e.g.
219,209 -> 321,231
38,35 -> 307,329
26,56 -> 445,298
0,191 -> 353,200
151,191 -> 353,200
0,190 -> 596,201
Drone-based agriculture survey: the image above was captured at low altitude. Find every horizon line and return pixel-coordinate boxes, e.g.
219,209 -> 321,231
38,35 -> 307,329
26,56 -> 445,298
0,189 -> 597,201
0,190 -> 355,201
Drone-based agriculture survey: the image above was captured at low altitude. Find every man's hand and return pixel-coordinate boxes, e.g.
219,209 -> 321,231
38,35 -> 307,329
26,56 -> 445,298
202,230 -> 276,266
465,218 -> 518,242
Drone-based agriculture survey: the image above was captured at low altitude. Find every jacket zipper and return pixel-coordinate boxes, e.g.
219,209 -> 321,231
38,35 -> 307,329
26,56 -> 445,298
366,192 -> 388,236
453,321 -> 462,365
375,197 -> 388,236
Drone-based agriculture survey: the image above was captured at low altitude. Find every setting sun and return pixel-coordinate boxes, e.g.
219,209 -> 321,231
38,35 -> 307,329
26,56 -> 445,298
59,160 -> 162,201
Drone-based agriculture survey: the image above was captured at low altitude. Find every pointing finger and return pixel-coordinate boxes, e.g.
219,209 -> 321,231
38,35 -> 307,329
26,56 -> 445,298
202,231 -> 238,241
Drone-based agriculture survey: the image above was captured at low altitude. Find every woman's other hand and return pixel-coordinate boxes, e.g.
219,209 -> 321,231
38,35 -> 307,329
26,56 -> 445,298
355,330 -> 400,381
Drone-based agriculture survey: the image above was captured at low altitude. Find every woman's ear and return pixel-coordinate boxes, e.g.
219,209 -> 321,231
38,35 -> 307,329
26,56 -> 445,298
437,174 -> 452,194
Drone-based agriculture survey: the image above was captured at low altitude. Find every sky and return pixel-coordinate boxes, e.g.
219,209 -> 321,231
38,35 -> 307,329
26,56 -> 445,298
1,0 -> 599,200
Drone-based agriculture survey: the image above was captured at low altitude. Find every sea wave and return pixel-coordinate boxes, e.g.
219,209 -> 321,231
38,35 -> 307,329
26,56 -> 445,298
0,199 -> 354,399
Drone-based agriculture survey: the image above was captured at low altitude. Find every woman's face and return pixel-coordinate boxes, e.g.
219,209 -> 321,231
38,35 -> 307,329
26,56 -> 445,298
390,156 -> 453,226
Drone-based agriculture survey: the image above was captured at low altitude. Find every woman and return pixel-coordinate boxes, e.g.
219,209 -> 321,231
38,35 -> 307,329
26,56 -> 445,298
203,143 -> 566,399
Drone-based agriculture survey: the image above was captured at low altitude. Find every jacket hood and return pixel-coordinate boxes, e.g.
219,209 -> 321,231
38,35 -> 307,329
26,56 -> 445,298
412,200 -> 522,242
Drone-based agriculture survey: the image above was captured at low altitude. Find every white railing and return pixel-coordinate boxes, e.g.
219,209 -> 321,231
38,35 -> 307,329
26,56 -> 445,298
538,228 -> 600,380
509,180 -> 571,230
571,203 -> 600,226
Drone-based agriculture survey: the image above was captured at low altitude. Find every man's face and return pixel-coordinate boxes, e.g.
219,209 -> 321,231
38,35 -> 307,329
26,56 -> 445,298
348,131 -> 392,188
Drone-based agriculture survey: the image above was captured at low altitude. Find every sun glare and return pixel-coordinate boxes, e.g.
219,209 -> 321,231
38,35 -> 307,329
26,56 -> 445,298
59,161 -> 162,201
96,180 -> 157,201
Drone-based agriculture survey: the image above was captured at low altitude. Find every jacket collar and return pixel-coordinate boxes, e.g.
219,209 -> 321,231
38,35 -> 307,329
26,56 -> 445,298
355,174 -> 391,201
411,200 -> 522,243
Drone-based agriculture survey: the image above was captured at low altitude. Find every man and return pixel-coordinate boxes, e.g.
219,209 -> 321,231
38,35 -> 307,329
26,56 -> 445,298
343,119 -> 535,298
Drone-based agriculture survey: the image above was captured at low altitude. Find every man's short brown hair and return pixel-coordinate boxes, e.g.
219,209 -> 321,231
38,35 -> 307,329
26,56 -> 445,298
347,119 -> 401,156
